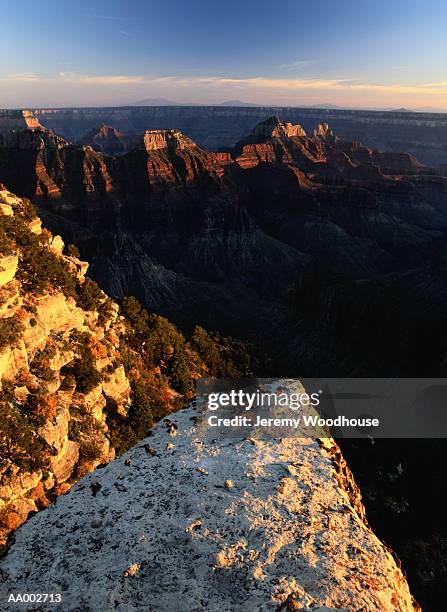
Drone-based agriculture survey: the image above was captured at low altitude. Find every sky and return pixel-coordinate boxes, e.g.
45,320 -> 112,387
1,0 -> 447,110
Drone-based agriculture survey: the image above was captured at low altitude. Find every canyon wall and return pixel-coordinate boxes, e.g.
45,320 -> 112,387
1,106 -> 447,164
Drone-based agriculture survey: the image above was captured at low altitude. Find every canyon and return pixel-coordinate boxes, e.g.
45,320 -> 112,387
2,105 -> 447,165
1,114 -> 447,377
1,113 -> 447,608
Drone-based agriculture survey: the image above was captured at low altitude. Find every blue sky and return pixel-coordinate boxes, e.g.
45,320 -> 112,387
1,0 -> 447,108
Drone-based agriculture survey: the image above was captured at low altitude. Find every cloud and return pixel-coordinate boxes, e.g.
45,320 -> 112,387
279,60 -> 315,71
4,72 -> 447,95
2,72 -> 447,108
9,72 -> 40,82
58,73 -> 145,85
202,77 -> 348,90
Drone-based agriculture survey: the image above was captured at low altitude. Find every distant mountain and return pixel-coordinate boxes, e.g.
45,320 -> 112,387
132,97 -> 194,106
218,99 -> 259,107
386,107 -> 413,112
133,98 -> 260,107
308,102 -> 344,109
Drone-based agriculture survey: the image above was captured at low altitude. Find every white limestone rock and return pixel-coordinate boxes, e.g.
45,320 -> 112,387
0,380 -> 417,611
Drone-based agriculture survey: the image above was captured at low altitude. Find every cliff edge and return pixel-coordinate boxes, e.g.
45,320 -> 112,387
0,380 -> 417,611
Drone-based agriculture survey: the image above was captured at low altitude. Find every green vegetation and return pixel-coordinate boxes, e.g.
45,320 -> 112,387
106,375 -> 174,455
107,296 -> 255,454
61,331 -> 101,394
0,316 -> 24,352
0,391 -> 48,473
0,213 -> 77,297
0,199 -> 258,469
68,410 -> 105,462
65,243 -> 80,258
0,209 -> 104,313
75,278 -> 103,311
190,325 -> 254,377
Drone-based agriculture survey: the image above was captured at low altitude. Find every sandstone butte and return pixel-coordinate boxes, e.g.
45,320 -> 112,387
0,380 -> 418,611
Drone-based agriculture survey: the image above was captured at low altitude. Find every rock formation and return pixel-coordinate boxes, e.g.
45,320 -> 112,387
0,188 -> 126,545
0,380 -> 418,611
2,105 -> 447,164
0,110 -> 43,132
1,116 -> 447,378
0,186 -> 252,548
78,124 -> 138,156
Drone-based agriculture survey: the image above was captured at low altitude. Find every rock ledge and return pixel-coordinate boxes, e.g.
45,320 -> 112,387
0,380 -> 417,611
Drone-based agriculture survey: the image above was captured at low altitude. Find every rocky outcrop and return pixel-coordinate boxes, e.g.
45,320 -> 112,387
79,124 -> 137,156
0,110 -> 43,132
0,189 -> 131,545
250,116 -> 307,140
143,129 -> 198,151
0,380 -> 418,611
0,185 -> 255,548
8,106 -> 447,165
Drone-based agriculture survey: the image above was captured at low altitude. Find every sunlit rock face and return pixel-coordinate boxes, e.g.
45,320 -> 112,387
0,110 -> 43,131
0,187 -> 131,546
8,105 -> 447,165
0,381 -> 418,611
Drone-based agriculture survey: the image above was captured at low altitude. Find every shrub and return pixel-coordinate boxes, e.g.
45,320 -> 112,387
19,198 -> 37,221
61,332 -> 101,394
0,316 -> 24,352
79,439 -> 104,461
0,213 -> 77,298
62,357 -> 101,394
98,297 -> 115,326
66,243 -> 80,258
190,325 -> 254,377
121,296 -> 150,336
106,375 -> 170,455
0,227 -> 13,255
75,278 -> 103,311
24,393 -> 58,422
168,345 -> 194,394
0,400 -> 47,472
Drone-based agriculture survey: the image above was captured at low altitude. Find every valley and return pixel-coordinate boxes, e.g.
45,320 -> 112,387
1,112 -> 447,608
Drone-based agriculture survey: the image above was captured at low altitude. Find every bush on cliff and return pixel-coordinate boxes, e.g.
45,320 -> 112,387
190,325 -> 254,377
0,394 -> 47,473
75,278 -> 104,311
0,213 -> 77,298
0,316 -> 24,352
65,243 -> 80,259
61,331 -> 102,394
